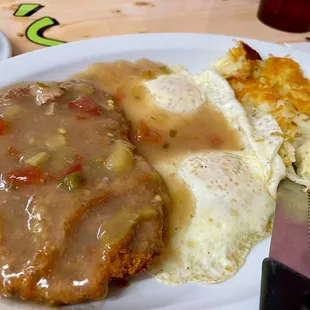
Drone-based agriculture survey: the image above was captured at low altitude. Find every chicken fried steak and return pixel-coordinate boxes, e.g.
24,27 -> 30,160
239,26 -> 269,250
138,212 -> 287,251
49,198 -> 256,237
0,80 -> 167,304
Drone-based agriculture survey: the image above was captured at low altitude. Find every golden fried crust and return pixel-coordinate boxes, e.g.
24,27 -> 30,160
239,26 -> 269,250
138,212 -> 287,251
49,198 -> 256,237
34,215 -> 163,305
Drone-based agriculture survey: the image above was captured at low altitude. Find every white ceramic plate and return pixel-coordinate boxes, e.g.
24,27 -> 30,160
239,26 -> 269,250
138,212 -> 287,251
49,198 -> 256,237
285,42 -> 310,54
0,33 -> 310,310
0,32 -> 11,61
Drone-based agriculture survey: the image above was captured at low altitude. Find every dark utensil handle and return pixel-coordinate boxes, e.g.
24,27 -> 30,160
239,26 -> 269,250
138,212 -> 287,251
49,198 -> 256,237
260,258 -> 310,310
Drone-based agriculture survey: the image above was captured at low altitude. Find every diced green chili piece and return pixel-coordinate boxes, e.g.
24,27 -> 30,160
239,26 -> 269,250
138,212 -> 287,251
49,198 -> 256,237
106,147 -> 134,173
100,206 -> 157,245
36,82 -> 49,89
59,172 -> 85,191
26,152 -> 49,167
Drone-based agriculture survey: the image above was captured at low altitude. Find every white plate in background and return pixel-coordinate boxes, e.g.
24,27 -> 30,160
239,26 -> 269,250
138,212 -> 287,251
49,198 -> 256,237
285,42 -> 310,54
0,32 -> 11,61
0,33 -> 310,310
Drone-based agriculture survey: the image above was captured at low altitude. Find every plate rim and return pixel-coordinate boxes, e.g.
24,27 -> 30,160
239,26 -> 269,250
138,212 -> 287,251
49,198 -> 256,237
1,32 -> 309,87
0,31 -> 12,61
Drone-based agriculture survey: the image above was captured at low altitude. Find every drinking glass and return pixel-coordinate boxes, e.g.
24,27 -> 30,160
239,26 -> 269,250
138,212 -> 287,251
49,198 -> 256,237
257,0 -> 310,33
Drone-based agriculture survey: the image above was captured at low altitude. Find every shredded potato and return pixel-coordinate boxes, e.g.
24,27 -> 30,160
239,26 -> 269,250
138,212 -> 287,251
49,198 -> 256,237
214,41 -> 310,188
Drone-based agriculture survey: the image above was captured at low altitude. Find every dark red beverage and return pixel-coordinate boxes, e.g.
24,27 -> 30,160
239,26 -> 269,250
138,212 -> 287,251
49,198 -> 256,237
257,0 -> 310,33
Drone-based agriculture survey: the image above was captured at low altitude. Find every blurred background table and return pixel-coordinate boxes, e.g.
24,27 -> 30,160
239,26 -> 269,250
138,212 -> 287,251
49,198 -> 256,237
0,0 -> 309,56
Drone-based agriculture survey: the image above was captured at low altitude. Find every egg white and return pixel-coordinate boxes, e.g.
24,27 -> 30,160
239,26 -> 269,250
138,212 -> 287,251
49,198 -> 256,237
145,74 -> 205,113
145,68 -> 286,284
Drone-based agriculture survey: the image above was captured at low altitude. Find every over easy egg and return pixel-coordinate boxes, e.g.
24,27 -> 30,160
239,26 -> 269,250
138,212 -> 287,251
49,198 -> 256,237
145,67 -> 286,284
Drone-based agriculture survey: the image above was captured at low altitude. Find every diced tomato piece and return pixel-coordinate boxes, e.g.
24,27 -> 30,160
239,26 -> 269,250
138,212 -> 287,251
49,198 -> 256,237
135,120 -> 163,144
0,118 -> 7,135
68,96 -> 100,116
61,163 -> 82,177
5,166 -> 43,186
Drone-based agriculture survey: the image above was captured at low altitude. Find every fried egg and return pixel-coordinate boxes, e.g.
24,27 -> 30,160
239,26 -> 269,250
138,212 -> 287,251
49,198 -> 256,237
145,74 -> 205,113
145,68 -> 286,284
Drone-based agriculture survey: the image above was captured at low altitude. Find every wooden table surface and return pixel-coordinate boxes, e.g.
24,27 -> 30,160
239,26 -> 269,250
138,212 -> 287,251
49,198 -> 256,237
0,0 -> 309,56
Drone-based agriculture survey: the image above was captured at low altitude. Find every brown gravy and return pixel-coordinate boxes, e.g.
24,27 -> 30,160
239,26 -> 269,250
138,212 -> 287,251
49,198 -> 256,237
74,60 -> 241,161
74,59 -> 242,252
